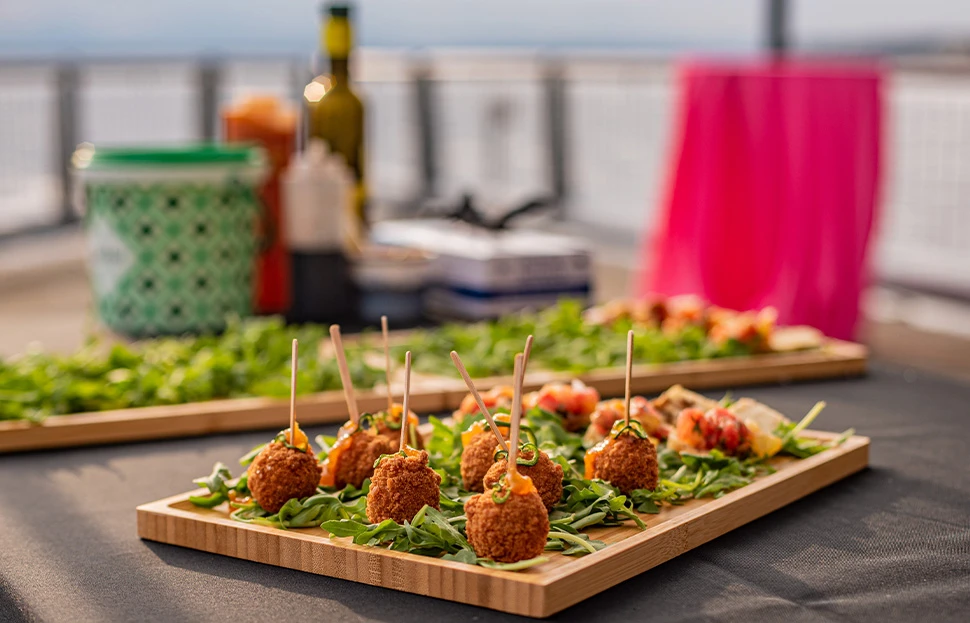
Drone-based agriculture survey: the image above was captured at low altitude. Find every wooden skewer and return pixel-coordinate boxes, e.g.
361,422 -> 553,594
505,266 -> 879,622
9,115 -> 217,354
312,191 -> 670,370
508,353 -> 524,474
522,334 -> 534,375
329,324 -> 360,424
624,329 -> 634,426
520,334 -> 534,399
450,351 -> 510,453
289,338 -> 298,443
399,351 -> 412,451
381,315 -> 394,411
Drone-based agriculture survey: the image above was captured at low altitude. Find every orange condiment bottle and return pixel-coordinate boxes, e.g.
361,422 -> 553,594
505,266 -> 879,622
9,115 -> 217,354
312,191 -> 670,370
222,96 -> 297,314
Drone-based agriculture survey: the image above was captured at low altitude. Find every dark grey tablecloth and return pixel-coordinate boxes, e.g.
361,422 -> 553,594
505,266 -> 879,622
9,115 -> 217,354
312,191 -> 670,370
2,363 -> 968,623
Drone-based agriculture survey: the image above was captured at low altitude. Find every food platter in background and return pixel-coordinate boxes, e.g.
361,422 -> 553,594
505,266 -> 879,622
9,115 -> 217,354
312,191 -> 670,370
0,299 -> 867,453
0,339 -> 864,453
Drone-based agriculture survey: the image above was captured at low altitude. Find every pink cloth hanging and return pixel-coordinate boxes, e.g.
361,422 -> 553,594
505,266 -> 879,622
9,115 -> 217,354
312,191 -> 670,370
642,60 -> 883,340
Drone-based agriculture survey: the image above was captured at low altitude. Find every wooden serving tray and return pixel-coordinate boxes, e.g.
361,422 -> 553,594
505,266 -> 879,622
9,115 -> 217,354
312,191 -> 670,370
137,432 -> 869,618
1,339 -> 866,453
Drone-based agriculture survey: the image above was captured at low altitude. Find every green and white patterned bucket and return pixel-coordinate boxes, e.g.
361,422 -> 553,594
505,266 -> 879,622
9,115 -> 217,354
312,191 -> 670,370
73,144 -> 266,337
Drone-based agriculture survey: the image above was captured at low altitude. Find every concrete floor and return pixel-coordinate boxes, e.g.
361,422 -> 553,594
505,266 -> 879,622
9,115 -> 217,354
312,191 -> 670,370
2,227 -> 970,384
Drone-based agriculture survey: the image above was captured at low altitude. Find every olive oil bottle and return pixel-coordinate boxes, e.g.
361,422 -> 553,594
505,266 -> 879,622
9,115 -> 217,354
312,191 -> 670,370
308,3 -> 367,242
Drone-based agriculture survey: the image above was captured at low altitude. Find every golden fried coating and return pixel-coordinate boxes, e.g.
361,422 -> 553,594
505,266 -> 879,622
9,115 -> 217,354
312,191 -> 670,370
366,450 -> 441,524
460,432 -> 502,492
590,433 -> 659,494
374,418 -> 424,451
334,432 -> 395,490
464,490 -> 550,563
247,442 -> 323,514
483,449 -> 564,511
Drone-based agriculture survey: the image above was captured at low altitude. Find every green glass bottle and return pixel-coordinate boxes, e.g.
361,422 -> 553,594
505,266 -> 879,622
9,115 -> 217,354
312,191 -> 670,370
308,3 -> 367,241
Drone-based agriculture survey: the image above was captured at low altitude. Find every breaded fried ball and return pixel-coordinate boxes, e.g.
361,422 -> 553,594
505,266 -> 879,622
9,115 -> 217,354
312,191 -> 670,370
247,442 -> 323,514
589,433 -> 659,494
460,432 -> 502,492
465,489 -> 550,563
333,432 -> 395,490
483,449 -> 564,511
374,409 -> 423,451
366,449 -> 441,524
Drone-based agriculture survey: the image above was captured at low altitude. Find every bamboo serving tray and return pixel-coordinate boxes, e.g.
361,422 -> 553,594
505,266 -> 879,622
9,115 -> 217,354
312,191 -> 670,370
137,431 -> 870,618
0,339 -> 866,453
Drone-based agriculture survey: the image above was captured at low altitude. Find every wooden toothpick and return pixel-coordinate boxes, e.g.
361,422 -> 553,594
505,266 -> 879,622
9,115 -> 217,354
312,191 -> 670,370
450,351 -> 509,453
522,334 -> 534,374
381,315 -> 394,411
329,324 -> 360,424
289,338 -> 298,444
399,351 -> 412,451
508,353 -> 524,473
624,329 -> 634,426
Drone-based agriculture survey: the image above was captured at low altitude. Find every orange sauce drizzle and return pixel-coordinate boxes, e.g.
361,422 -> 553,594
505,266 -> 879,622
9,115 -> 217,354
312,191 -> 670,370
460,414 -> 510,448
319,421 -> 359,487
285,421 -> 309,451
584,438 -> 609,479
387,404 -> 419,428
507,465 -> 537,495
400,445 -> 422,459
227,490 -> 252,505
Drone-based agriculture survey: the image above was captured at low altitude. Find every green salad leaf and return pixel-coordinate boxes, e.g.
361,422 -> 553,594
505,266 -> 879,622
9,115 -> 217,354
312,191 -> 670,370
0,316 -> 381,421
187,386 -> 851,572
394,300 -> 755,380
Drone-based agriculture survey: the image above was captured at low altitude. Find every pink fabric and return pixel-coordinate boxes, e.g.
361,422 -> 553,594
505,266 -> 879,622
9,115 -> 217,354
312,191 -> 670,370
643,60 -> 883,340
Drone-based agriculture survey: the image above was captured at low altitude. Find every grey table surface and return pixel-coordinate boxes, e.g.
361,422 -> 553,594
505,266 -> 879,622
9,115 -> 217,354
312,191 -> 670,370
2,363 -> 968,623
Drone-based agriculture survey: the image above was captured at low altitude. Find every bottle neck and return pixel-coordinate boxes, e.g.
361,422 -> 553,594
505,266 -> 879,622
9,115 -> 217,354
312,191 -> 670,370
322,15 -> 353,86
330,57 -> 350,85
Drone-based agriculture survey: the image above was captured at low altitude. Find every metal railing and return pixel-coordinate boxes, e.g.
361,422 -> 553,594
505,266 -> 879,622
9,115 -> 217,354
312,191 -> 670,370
1,52 -> 969,295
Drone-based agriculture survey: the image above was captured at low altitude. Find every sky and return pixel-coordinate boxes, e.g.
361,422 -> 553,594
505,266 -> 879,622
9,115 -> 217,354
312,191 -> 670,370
2,0 -> 970,58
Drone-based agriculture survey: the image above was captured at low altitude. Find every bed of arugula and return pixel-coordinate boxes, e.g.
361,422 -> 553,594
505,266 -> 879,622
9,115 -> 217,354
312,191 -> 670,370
1,300 -> 760,422
189,403 -> 849,572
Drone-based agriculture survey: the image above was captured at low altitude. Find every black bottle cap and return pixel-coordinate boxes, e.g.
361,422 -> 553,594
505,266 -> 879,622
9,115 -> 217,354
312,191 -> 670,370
324,3 -> 350,18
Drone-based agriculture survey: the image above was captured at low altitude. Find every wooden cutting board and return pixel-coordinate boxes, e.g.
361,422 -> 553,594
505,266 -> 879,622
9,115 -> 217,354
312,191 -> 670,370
137,431 -> 869,618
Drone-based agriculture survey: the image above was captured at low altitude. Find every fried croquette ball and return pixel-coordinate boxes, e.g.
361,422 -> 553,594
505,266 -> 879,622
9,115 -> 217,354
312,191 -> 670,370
461,432 -> 502,492
247,442 -> 323,514
588,433 -> 659,494
366,449 -> 441,524
465,489 -> 549,563
374,406 -> 423,451
329,432 -> 395,490
482,449 -> 563,511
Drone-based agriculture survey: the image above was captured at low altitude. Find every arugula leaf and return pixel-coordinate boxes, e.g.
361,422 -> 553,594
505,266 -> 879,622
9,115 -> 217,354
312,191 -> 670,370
0,316 -> 381,421
193,462 -> 232,494
441,549 -> 478,565
391,300 -> 753,380
546,532 -> 605,555
775,402 -> 852,458
478,557 -> 549,570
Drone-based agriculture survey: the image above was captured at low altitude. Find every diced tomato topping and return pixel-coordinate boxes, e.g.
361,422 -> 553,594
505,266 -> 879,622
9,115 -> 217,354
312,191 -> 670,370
675,406 -> 751,455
